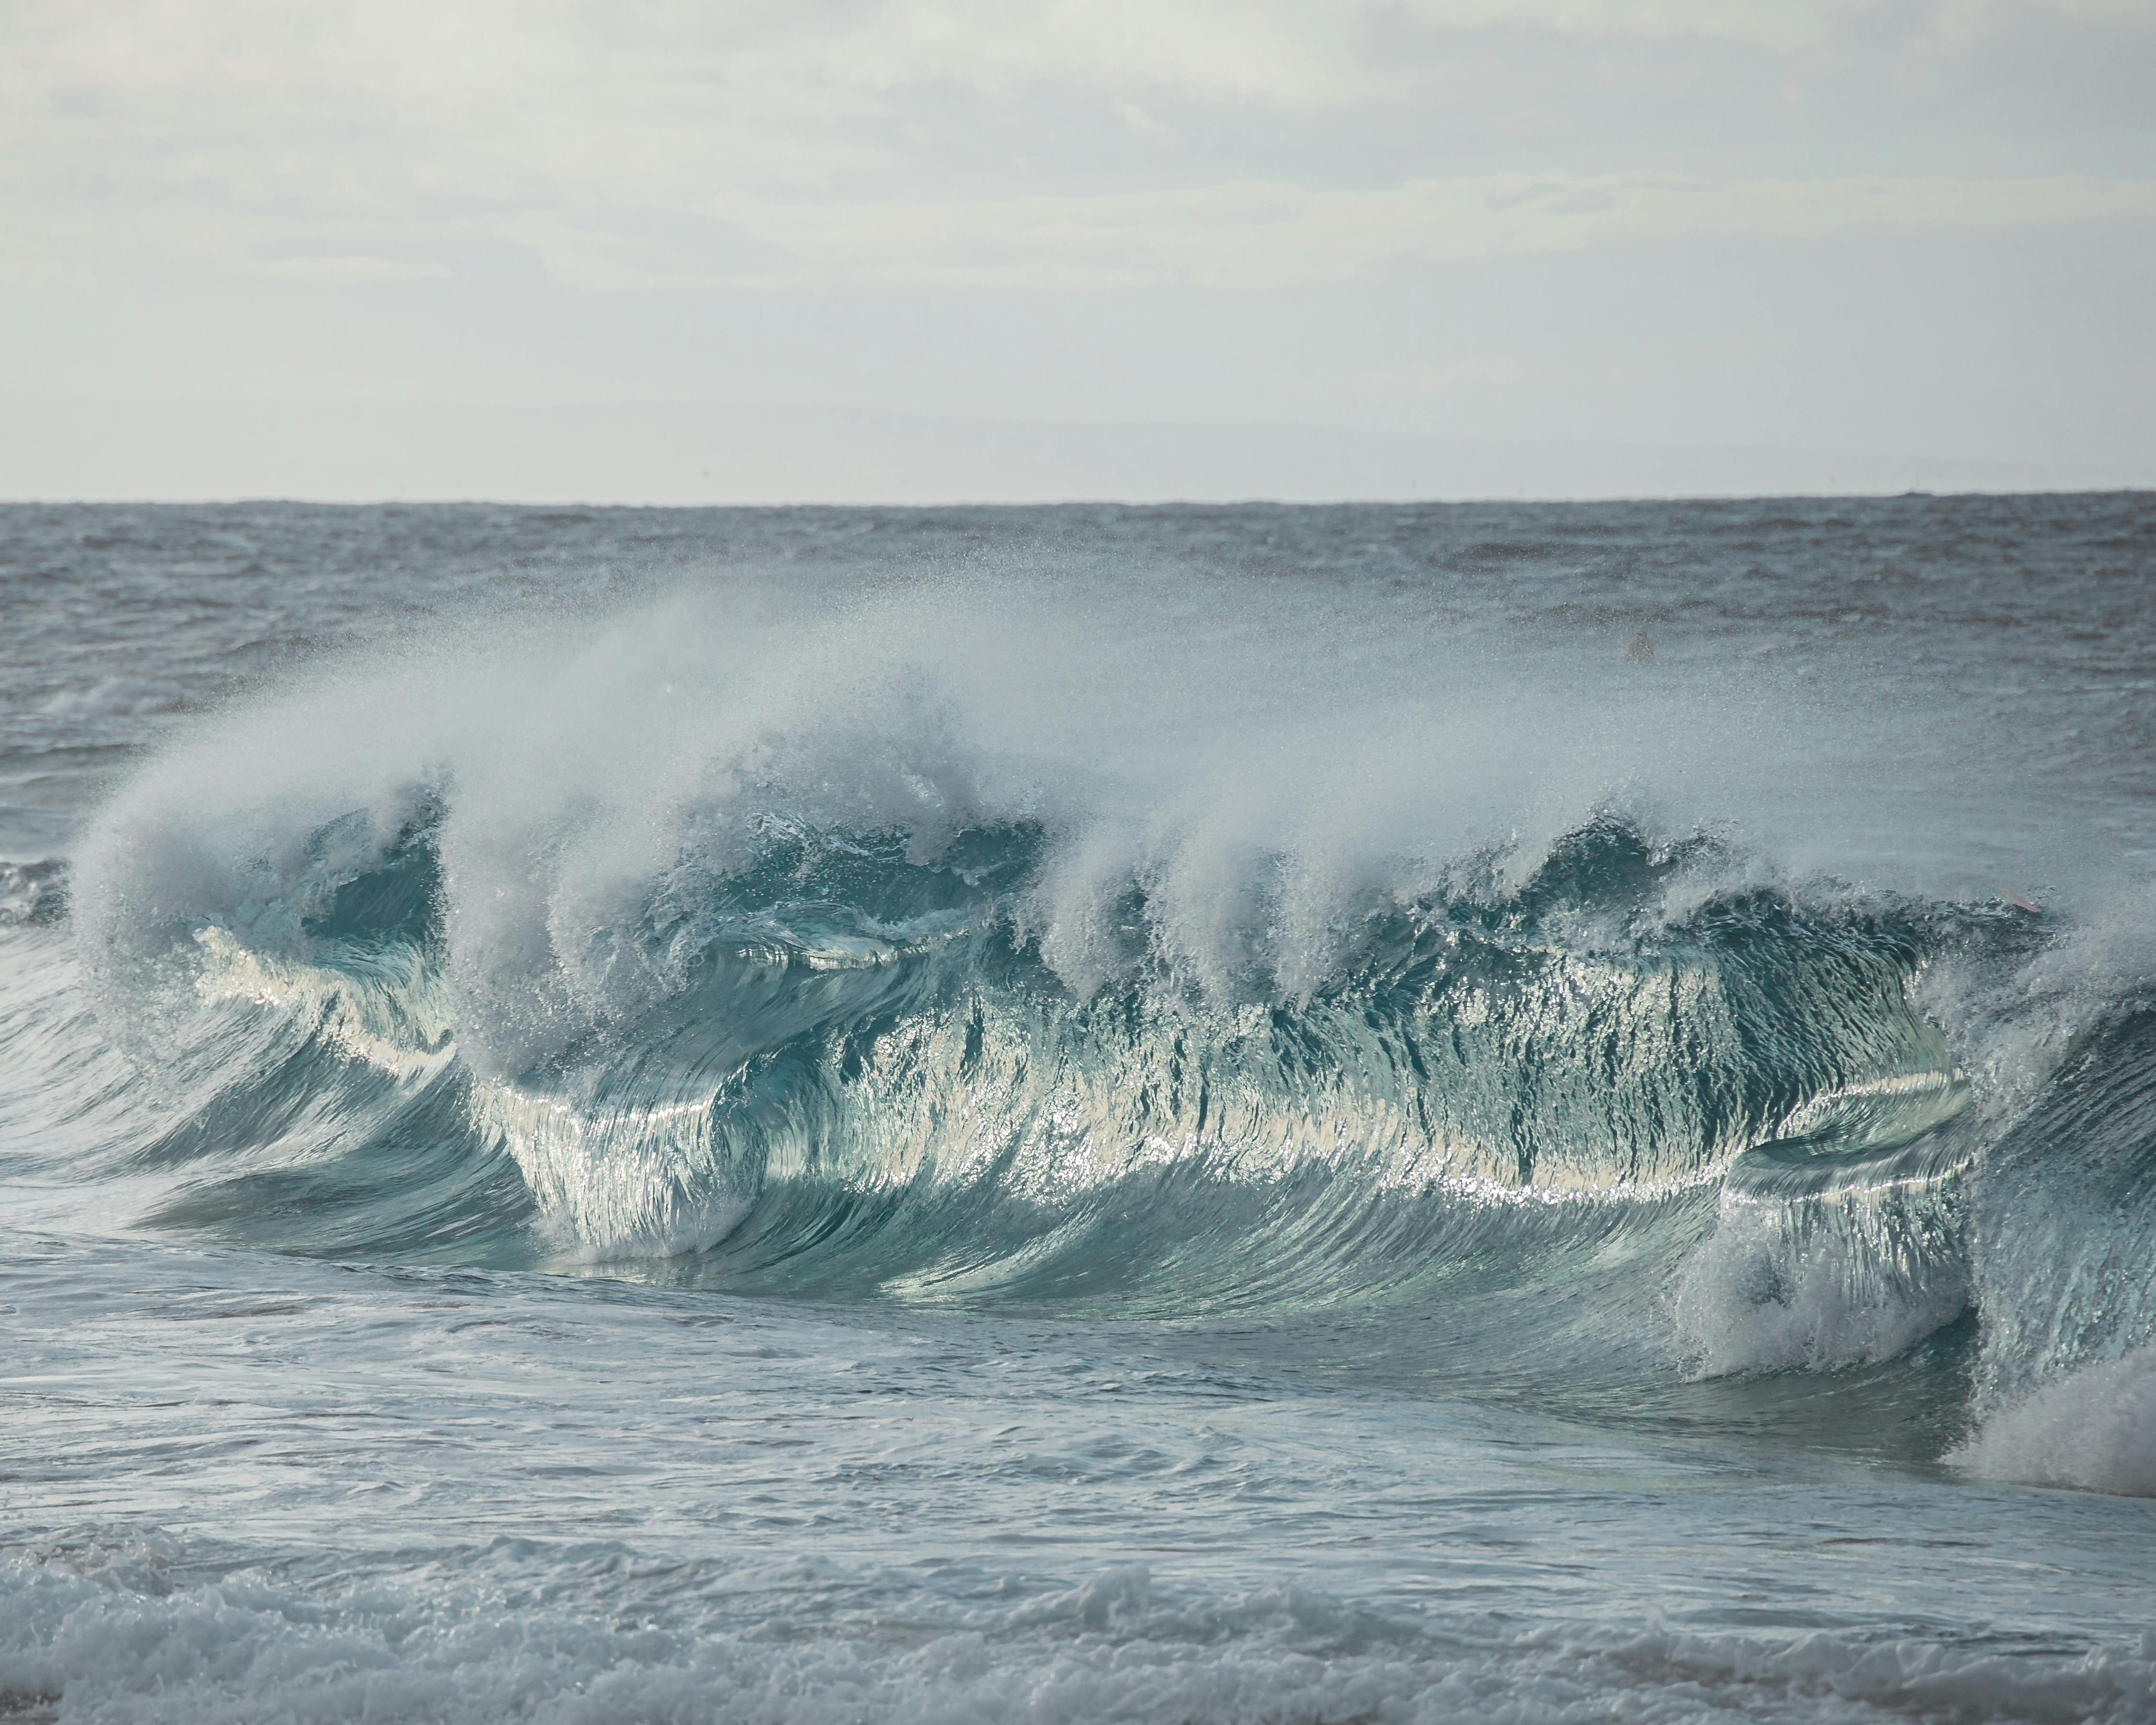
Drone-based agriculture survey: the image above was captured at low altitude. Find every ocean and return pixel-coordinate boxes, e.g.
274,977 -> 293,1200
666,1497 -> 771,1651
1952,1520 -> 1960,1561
3,495 -> 2156,1723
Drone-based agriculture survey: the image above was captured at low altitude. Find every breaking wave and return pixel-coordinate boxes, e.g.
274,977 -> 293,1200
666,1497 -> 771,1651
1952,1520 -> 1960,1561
31,582 -> 2156,1492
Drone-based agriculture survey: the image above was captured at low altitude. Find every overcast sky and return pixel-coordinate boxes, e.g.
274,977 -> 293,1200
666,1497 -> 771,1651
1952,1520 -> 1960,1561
5,1 -> 2154,495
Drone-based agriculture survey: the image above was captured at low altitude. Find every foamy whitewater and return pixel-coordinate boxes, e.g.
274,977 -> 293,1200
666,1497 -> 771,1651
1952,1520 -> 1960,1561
5,497 -> 2156,1723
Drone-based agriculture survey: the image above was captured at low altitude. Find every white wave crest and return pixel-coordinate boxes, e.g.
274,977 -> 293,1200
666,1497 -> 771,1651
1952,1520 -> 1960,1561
67,570 -> 1902,1083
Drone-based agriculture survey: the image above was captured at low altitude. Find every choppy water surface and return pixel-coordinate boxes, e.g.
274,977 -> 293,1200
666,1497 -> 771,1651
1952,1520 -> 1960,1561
5,497 -> 2156,1723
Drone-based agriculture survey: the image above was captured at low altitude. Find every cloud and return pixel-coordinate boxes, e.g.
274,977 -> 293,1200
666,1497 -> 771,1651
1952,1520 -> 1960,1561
1390,0 -> 1862,51
1,0 -> 2149,297
264,256 -> 452,284
693,174 -> 2156,292
0,228 -> 93,291
1390,0 -> 2156,52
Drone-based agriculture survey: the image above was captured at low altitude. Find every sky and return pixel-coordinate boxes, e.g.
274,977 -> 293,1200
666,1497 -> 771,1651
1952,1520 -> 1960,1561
3,0 -> 2154,499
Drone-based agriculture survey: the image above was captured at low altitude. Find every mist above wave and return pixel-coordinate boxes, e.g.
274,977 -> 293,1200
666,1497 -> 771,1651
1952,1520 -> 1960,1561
71,559 -> 2016,1055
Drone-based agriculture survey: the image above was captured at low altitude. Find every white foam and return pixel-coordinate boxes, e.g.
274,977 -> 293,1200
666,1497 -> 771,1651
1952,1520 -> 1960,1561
1950,1346 -> 2156,1497
1913,880 -> 2156,1143
5,1546 -> 2151,1725
1672,1196 -> 1967,1377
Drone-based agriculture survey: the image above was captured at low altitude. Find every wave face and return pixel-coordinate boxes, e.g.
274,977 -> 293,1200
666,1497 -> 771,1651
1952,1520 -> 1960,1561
17,509 -> 2156,1493
105,807 -> 1959,1300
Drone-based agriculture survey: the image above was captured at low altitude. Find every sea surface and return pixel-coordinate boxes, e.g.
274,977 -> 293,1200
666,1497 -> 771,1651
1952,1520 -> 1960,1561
4,496 -> 2156,1723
